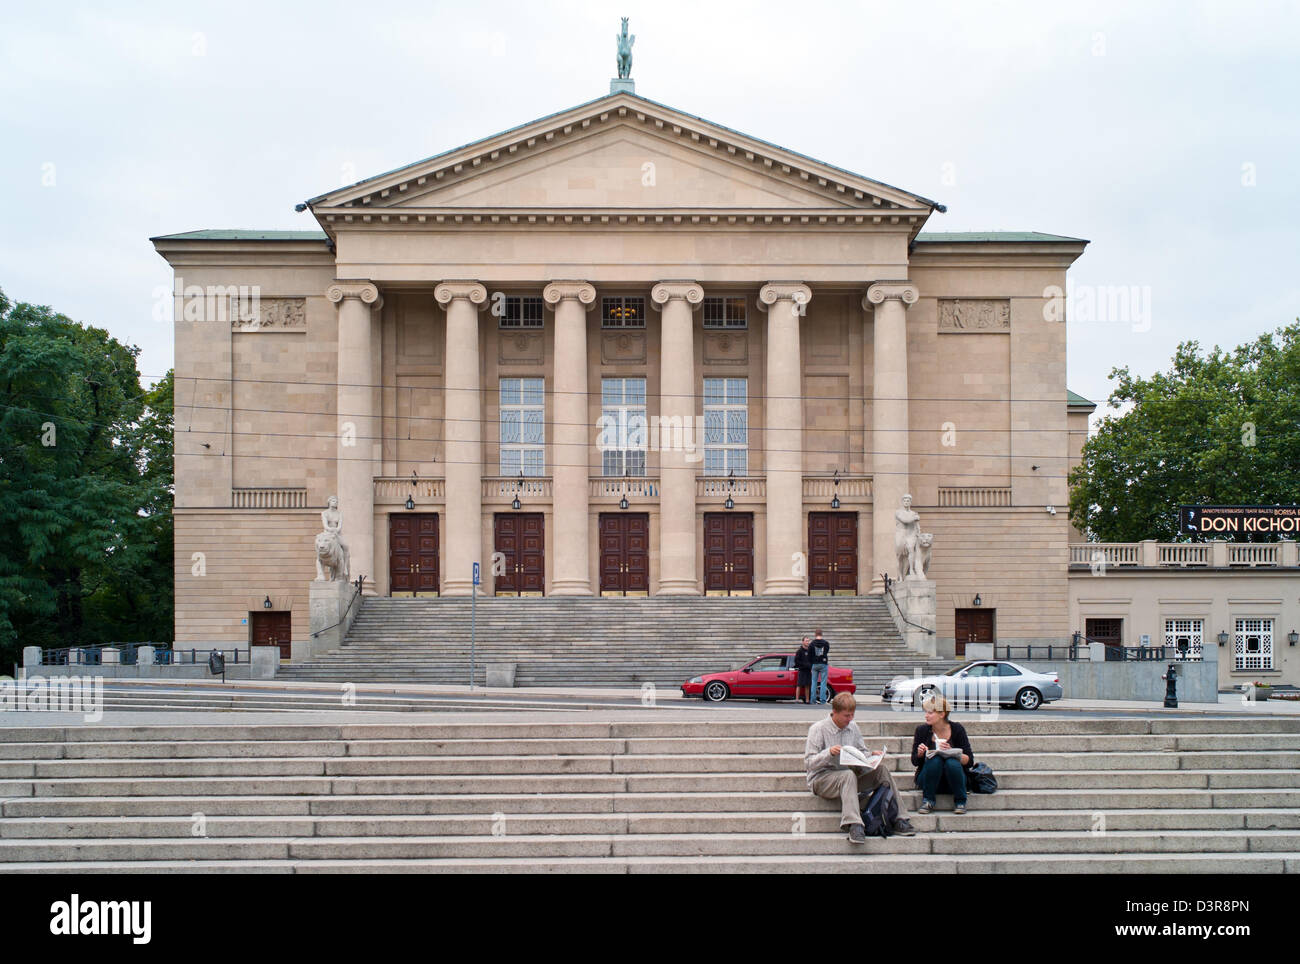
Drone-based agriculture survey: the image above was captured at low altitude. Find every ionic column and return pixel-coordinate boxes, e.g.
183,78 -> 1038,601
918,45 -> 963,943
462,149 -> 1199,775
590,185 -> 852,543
326,282 -> 383,591
435,281 -> 488,596
865,282 -> 919,593
543,281 -> 597,595
759,283 -> 812,595
651,281 -> 704,595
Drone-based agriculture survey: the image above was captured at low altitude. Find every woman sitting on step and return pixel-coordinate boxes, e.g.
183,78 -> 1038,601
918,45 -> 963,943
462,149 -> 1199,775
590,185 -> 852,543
910,694 -> 975,815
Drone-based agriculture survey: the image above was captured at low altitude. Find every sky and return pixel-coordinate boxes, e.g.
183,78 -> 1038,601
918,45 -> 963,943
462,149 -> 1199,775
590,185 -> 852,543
2,0 -> 1297,419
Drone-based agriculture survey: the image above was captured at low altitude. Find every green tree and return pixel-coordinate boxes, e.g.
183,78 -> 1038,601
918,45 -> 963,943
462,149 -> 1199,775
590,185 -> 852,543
1069,321 -> 1300,542
0,288 -> 173,669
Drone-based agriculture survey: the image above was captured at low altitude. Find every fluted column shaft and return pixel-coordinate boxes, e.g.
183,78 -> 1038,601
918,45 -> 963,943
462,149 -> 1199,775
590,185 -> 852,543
865,282 -> 919,593
652,281 -> 704,595
327,282 -> 381,591
544,281 -> 597,595
760,283 -> 812,594
436,282 -> 487,596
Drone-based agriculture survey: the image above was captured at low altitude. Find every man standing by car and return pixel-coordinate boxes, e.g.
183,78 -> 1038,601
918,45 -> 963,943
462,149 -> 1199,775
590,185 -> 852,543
794,636 -> 813,704
809,629 -> 830,704
805,693 -> 916,843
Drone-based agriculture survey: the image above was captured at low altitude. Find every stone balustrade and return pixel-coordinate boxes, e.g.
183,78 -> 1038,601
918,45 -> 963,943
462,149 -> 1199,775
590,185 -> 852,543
373,478 -> 445,504
1070,540 -> 1298,568
231,487 -> 307,509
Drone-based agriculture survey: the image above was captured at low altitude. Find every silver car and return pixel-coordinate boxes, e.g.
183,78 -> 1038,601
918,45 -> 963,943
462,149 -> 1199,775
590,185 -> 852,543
881,660 -> 1063,711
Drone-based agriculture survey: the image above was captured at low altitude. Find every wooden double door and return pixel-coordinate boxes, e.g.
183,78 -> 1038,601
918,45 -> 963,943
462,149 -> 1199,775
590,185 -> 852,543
251,610 -> 291,660
389,513 -> 440,596
955,608 -> 995,657
599,513 -> 650,595
808,512 -> 858,595
704,512 -> 753,595
494,513 -> 545,595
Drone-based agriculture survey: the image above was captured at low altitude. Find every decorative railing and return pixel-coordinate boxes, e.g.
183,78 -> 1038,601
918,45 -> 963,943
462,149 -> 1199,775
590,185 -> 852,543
1228,543 -> 1280,566
802,476 -> 872,501
696,476 -> 766,499
589,478 -> 660,500
39,644 -> 243,666
1070,542 -> 1294,568
938,486 -> 1012,507
374,478 -> 446,503
482,476 -> 553,501
1069,544 -> 1141,566
1158,544 -> 1210,566
996,644 -> 1082,661
232,487 -> 306,509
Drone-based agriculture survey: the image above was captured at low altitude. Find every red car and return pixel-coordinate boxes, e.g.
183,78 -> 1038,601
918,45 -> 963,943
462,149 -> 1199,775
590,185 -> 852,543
680,653 -> 856,703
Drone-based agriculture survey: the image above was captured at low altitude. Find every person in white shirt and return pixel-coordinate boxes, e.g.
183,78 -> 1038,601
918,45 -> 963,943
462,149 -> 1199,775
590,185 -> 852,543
804,692 -> 917,843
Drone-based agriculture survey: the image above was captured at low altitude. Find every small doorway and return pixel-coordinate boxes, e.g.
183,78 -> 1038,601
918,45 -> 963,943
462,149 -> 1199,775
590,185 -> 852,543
251,610 -> 292,660
599,513 -> 650,596
494,513 -> 545,595
389,513 -> 440,596
1086,617 -> 1123,651
703,512 -> 754,595
954,608 -> 995,658
808,512 -> 858,595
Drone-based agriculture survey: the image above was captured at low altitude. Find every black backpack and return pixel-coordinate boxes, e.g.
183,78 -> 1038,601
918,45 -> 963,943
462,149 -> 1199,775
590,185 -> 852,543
859,784 -> 899,838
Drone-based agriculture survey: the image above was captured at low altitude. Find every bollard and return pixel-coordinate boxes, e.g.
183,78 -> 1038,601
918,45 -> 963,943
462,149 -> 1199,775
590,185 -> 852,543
1162,663 -> 1178,708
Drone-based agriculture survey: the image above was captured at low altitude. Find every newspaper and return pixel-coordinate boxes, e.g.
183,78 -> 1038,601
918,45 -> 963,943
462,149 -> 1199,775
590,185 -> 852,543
839,745 -> 887,772
925,744 -> 963,760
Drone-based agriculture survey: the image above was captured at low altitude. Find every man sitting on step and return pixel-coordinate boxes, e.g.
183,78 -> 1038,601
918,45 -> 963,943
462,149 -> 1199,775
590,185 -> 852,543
805,692 -> 917,844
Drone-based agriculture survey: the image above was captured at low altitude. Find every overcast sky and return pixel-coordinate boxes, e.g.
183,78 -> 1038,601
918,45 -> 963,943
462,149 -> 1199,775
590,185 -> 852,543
2,0 -> 1297,415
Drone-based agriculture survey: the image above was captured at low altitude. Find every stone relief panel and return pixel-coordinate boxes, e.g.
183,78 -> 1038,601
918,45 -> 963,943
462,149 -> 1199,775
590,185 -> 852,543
231,298 -> 306,331
938,299 -> 1011,332
702,331 -> 748,366
498,331 -> 544,364
601,330 -> 647,364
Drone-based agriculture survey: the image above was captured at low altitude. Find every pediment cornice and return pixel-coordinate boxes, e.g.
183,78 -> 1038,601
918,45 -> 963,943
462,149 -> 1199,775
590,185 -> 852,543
307,94 -> 938,233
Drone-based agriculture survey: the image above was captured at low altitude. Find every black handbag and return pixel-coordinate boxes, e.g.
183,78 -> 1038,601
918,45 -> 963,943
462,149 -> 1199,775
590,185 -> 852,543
966,762 -> 997,794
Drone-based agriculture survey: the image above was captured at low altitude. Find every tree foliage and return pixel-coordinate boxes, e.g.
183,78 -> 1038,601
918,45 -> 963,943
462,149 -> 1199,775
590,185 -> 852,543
1069,321 -> 1300,542
0,288 -> 173,668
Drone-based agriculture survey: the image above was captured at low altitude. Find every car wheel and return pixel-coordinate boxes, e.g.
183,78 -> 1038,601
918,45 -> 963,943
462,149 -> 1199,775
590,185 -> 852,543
913,687 -> 932,708
1015,687 -> 1042,711
825,685 -> 835,699
703,681 -> 730,703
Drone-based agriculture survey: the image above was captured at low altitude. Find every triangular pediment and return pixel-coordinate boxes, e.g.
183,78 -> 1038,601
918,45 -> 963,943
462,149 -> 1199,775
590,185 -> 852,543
309,93 -> 939,227
391,126 -> 848,210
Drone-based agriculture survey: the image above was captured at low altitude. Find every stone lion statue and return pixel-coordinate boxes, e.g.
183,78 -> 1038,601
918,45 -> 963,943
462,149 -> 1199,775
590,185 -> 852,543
315,530 -> 349,582
916,532 -> 933,577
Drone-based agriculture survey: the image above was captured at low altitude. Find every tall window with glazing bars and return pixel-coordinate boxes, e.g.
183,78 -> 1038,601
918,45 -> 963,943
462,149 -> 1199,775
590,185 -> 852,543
500,377 -> 545,476
601,377 -> 647,476
703,377 -> 747,475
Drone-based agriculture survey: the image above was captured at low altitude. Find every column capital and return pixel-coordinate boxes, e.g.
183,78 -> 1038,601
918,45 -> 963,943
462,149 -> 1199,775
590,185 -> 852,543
757,282 -> 812,314
864,282 -> 919,308
326,281 -> 382,309
650,281 -> 704,310
542,281 -> 597,309
434,281 -> 489,308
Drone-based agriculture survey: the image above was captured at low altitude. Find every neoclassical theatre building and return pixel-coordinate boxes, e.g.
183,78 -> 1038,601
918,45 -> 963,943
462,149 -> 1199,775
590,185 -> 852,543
154,90 -> 1091,658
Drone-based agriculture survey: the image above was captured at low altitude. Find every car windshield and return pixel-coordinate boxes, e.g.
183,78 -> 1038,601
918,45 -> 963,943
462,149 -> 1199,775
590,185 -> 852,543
943,663 -> 977,677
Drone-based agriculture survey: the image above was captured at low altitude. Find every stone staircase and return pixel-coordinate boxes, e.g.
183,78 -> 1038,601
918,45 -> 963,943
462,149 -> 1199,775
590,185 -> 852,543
281,595 -> 954,689
1,715 -> 1297,872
